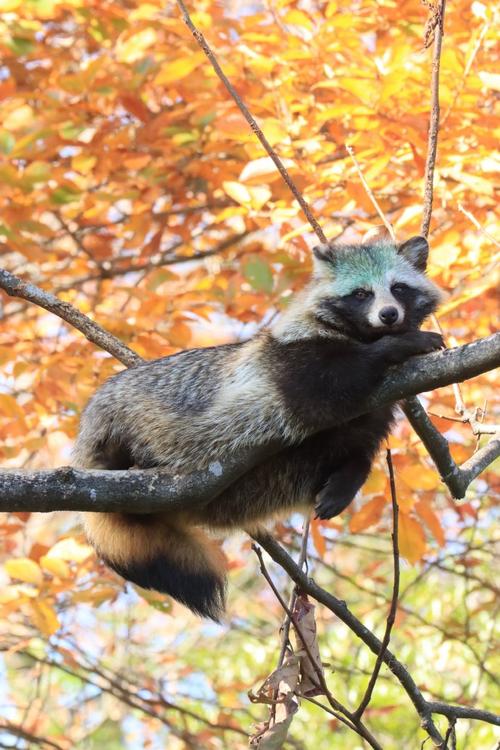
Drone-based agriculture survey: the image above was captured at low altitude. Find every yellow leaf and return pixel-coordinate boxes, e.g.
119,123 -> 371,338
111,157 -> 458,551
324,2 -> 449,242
154,52 -> 206,85
3,104 -> 34,131
46,537 -> 93,563
398,514 -> 426,564
117,29 -> 157,64
350,495 -> 386,533
129,3 -> 161,21
30,600 -> 60,636
399,464 -> 439,491
0,583 -> 38,603
338,77 -> 376,103
71,586 -> 119,605
0,393 -> 25,420
40,555 -> 70,578
363,468 -> 387,495
5,558 -> 42,586
248,185 -> 271,211
71,154 -> 96,174
261,118 -> 290,147
239,156 -> 296,184
223,181 -> 252,206
283,9 -> 314,29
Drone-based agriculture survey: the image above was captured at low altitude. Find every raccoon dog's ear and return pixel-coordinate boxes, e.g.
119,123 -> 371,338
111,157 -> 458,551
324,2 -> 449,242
397,236 -> 429,271
312,244 -> 335,264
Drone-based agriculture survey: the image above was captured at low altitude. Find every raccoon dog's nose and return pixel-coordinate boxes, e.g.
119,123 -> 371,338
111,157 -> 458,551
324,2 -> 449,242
379,306 -> 399,325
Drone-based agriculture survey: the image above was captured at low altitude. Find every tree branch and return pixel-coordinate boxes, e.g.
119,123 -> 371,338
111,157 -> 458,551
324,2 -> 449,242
354,449 -> 400,719
251,531 -> 500,745
250,529 -> 446,747
0,334 -> 498,512
403,397 -> 500,499
421,0 -> 447,237
0,268 -> 142,369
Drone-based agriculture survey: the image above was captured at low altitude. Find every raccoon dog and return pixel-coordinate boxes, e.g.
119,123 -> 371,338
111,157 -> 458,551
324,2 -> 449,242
74,236 -> 444,619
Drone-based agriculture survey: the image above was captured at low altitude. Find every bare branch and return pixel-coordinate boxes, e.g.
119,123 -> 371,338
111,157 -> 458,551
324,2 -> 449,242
403,397 -> 500,498
426,701 -> 500,726
250,529 -> 446,747
0,267 -> 142,368
253,543 -> 384,750
458,203 -> 500,248
421,0 -> 447,238
0,447 -> 280,514
174,0 -> 328,245
346,145 -> 396,241
355,449 -> 400,718
54,229 -> 253,291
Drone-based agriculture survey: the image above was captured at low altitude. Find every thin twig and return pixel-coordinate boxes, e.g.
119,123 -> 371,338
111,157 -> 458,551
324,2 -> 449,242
421,0 -> 447,238
403,397 -> 500,499
174,0 -> 327,245
277,519 -> 311,670
251,528 -> 446,747
53,230 -> 253,292
354,449 -> 400,718
252,543 -> 383,750
345,145 -> 396,241
442,20 -> 491,125
271,518 -> 310,722
458,203 -> 500,248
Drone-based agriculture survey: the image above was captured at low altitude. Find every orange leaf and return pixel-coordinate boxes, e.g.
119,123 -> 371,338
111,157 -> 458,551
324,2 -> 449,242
398,514 -> 427,564
399,463 -> 439,491
30,600 -> 60,636
363,468 -> 387,495
350,495 -> 386,533
310,519 -> 326,556
415,499 -> 445,547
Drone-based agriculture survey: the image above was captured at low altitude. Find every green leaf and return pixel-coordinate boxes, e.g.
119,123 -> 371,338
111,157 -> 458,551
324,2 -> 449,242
0,131 -> 15,155
84,719 -> 124,750
50,186 -> 81,205
7,36 -> 35,56
243,255 -> 274,293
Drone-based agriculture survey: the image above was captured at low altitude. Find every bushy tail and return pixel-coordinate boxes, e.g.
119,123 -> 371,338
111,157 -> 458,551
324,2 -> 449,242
83,512 -> 227,620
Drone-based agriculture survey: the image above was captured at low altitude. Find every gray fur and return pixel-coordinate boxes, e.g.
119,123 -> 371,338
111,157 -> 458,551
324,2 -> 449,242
74,237 -> 444,616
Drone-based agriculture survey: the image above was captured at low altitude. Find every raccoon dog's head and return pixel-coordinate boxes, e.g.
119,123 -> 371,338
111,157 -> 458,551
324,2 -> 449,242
311,236 -> 444,342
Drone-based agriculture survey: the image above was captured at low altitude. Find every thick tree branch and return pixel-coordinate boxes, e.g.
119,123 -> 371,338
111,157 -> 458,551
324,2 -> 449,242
0,446 -> 281,513
0,268 -> 142,368
0,334 -> 498,513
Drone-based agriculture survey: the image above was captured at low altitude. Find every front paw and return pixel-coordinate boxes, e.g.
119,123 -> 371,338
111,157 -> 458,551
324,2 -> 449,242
314,486 -> 354,520
407,330 -> 445,355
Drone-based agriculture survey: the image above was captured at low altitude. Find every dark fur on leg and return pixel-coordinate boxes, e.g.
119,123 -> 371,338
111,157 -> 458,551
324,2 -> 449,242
315,455 -> 372,519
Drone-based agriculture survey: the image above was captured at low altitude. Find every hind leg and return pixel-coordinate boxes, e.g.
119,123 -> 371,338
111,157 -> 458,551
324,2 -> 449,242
314,454 -> 372,520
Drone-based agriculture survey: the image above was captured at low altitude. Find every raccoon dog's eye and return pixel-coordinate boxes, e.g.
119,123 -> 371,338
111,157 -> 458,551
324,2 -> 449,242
353,289 -> 371,300
391,283 -> 409,295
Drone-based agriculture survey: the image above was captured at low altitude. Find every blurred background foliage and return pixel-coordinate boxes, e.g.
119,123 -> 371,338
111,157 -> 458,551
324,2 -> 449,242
0,0 -> 498,747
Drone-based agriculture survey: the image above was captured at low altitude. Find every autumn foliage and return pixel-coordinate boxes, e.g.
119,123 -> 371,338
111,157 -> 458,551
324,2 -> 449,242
0,0 -> 498,748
